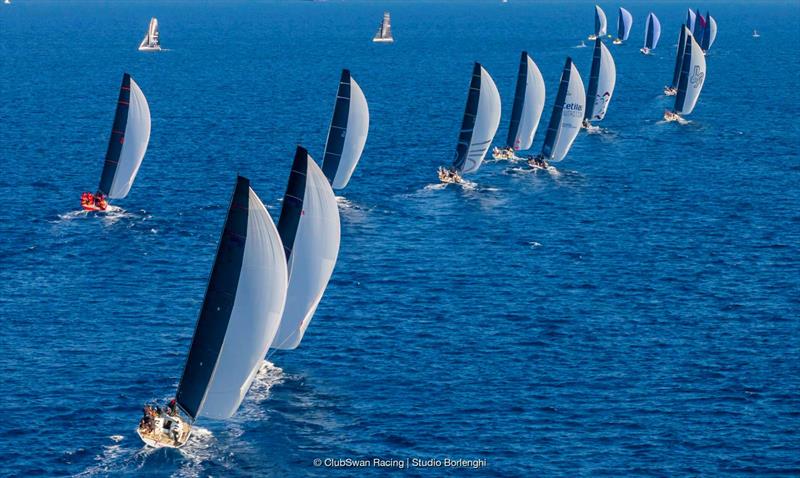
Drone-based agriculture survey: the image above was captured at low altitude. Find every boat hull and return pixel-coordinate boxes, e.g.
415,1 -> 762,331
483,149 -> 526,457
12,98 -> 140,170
138,45 -> 162,52
372,38 -> 393,43
137,415 -> 192,448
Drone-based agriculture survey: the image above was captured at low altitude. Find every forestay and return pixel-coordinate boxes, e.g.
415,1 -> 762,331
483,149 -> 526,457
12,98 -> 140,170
273,147 -> 340,350
585,39 -> 616,122
541,58 -> 586,162
506,52 -> 545,151
97,73 -> 151,199
176,176 -> 288,420
675,34 -> 707,115
321,69 -> 369,189
452,63 -> 501,174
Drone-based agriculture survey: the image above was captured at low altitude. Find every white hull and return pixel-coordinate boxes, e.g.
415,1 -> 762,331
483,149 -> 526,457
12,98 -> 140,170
640,48 -> 651,55
663,86 -> 677,96
613,39 -> 623,45
372,38 -> 393,43
138,414 -> 192,448
437,167 -> 461,184
138,45 -> 162,52
587,34 -> 598,40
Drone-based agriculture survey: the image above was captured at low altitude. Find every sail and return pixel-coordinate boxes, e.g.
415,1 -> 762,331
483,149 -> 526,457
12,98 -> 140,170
644,13 -> 661,50
686,9 -> 696,33
693,10 -> 706,40
321,70 -> 369,190
273,147 -> 340,350
594,5 -> 608,36
149,18 -> 159,45
374,12 -> 393,41
674,34 -> 706,115
670,26 -> 689,89
541,58 -> 585,162
452,63 -> 501,174
506,52 -> 545,151
97,74 -> 151,199
616,8 -> 633,41
176,176 -> 288,420
584,39 -> 616,122
702,15 -> 717,51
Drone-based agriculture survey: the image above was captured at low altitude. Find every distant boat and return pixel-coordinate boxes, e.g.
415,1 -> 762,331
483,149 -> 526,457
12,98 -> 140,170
664,25 -> 688,96
492,52 -> 545,160
752,29 -> 760,38
438,62 -> 501,183
576,40 -> 588,48
81,73 -> 151,212
588,5 -> 608,40
4,0 -> 11,5
583,38 -> 616,130
686,9 -> 697,33
701,13 -> 718,52
138,175 -> 289,448
272,147 -> 340,350
138,17 -> 161,52
528,57 -> 586,169
613,7 -> 633,45
372,12 -> 393,43
321,69 -> 369,190
665,32 -> 706,123
640,12 -> 661,54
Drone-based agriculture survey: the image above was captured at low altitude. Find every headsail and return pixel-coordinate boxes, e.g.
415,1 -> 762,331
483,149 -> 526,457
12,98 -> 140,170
541,58 -> 585,162
643,12 -> 661,50
506,52 -> 545,151
584,39 -> 616,122
594,5 -> 608,37
616,8 -> 633,41
273,147 -> 340,350
674,34 -> 706,115
321,69 -> 369,190
669,26 -> 689,89
701,14 -> 717,51
97,73 -> 151,199
452,63 -> 501,174
176,176 -> 288,420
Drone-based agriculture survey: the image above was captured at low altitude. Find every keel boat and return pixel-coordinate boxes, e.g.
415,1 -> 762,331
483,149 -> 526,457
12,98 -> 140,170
664,25 -> 688,96
372,12 -> 393,43
664,32 -> 706,123
701,13 -> 717,52
138,18 -> 161,52
588,5 -> 608,40
492,52 -> 545,161
320,70 -> 369,190
613,7 -> 633,45
583,39 -> 616,131
640,12 -> 661,54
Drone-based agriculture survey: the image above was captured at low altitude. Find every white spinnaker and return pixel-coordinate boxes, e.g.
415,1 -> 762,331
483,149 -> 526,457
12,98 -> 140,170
200,188 -> 288,419
595,5 -> 608,36
708,16 -> 717,48
108,78 -> 150,199
461,66 -> 501,174
272,159 -> 340,350
677,35 -> 706,115
513,55 -> 546,151
618,8 -> 633,40
331,76 -> 369,189
591,42 -> 616,121
550,63 -> 585,162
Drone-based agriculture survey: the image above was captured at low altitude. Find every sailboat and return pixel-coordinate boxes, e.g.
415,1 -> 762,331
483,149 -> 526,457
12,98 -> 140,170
81,73 -> 150,212
752,30 -> 760,38
613,7 -> 633,45
686,9 -> 697,34
138,18 -> 161,52
640,12 -> 661,54
438,62 -> 501,184
320,69 -> 369,190
527,57 -> 586,170
491,52 -> 545,161
588,5 -> 608,40
4,0 -> 11,5
582,39 -> 616,132
372,12 -> 393,43
271,147 -> 340,350
137,176 -> 289,448
701,13 -> 718,53
664,32 -> 706,123
692,9 -> 705,40
664,25 -> 688,96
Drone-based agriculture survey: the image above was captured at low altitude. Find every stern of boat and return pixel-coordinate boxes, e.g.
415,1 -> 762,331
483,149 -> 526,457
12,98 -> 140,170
137,414 -> 192,448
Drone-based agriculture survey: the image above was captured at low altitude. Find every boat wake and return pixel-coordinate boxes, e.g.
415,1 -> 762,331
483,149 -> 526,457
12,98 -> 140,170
235,361 -> 285,421
57,205 -> 139,225
505,165 -> 560,177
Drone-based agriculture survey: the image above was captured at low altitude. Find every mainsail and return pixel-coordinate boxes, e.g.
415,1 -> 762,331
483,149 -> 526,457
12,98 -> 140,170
594,5 -> 608,37
139,18 -> 159,49
674,33 -> 707,115
669,26 -> 689,90
97,73 -> 151,199
643,13 -> 661,50
701,14 -> 717,51
616,8 -> 633,42
452,63 -> 501,174
273,147 -> 340,350
321,69 -> 369,190
584,39 -> 616,122
176,176 -> 288,420
373,12 -> 393,42
541,58 -> 586,162
506,52 -> 545,151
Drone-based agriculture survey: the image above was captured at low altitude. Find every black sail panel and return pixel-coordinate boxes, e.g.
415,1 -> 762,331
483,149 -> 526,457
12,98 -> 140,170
645,16 -> 655,49
452,62 -> 482,172
674,35 -> 694,113
506,52 -> 528,148
277,146 -> 309,263
585,39 -> 602,120
671,26 -> 688,88
176,176 -> 250,420
321,70 -> 351,184
541,58 -> 572,159
97,73 -> 132,195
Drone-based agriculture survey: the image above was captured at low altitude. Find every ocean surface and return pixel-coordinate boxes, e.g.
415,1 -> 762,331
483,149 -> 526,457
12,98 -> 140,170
1,0 -> 799,476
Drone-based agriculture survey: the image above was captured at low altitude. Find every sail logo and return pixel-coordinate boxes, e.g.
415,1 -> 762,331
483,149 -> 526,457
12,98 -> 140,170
690,66 -> 705,88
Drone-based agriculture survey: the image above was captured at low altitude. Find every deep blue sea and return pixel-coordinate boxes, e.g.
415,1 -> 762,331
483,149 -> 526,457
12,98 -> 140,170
1,0 -> 799,476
